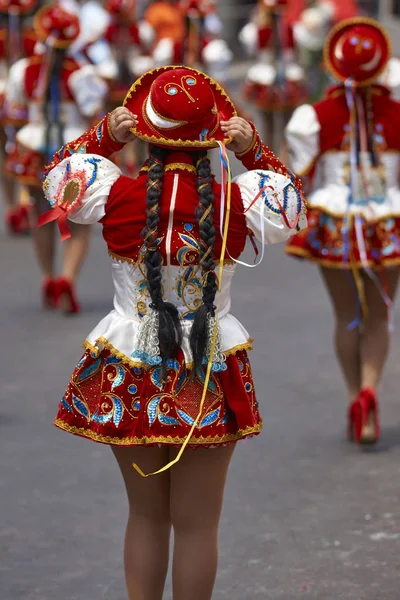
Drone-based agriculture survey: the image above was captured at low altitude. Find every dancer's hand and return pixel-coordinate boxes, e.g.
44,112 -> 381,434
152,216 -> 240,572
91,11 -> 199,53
110,108 -> 138,143
221,117 -> 253,154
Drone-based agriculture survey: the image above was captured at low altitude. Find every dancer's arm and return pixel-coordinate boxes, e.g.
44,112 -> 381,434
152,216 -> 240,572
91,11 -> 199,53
222,118 -> 302,188
44,108 -> 138,175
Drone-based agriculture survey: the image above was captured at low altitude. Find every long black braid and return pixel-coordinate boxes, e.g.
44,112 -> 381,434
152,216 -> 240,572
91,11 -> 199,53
189,151 -> 218,372
143,145 -> 183,371
44,48 -> 65,162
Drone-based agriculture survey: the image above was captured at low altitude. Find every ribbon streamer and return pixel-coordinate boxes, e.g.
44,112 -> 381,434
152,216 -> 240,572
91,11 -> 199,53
218,143 -> 299,268
343,79 -> 393,331
37,204 -> 71,241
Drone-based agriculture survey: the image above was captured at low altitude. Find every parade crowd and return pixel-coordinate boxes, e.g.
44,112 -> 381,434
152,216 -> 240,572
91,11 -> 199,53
3,1 -> 400,599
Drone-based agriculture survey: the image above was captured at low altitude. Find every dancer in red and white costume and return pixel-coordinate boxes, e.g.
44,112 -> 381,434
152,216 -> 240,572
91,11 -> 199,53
0,0 -> 38,234
42,65 -> 306,598
104,0 -> 154,106
290,0 -> 359,99
286,18 -> 400,445
146,0 -> 232,78
6,4 -> 107,312
240,0 -> 306,112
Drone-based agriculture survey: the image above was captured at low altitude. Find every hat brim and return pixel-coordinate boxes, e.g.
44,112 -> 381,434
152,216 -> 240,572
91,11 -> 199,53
123,65 -> 237,149
324,17 -> 391,87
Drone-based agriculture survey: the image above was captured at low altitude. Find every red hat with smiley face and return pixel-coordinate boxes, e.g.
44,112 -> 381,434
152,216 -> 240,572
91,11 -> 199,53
324,17 -> 391,86
123,65 -> 236,149
34,4 -> 80,49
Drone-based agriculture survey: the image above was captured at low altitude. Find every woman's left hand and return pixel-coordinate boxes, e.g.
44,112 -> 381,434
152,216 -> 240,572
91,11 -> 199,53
221,117 -> 253,154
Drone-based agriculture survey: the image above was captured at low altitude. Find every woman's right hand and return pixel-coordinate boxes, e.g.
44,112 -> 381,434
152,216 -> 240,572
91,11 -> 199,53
110,108 -> 139,144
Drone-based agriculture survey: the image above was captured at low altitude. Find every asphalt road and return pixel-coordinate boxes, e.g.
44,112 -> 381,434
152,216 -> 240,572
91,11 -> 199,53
1,150 -> 400,600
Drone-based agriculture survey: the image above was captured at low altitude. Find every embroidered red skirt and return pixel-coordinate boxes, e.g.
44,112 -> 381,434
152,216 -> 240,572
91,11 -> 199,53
54,347 -> 262,448
286,208 -> 400,269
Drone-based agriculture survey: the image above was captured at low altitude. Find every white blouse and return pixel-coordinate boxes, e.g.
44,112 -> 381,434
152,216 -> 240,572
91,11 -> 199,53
44,154 -> 306,368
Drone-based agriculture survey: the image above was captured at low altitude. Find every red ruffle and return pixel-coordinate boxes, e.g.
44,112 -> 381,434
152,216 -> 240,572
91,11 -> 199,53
286,208 -> 400,268
54,347 -> 262,447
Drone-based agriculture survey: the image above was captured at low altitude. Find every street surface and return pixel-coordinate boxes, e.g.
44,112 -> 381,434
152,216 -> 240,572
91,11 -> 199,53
1,147 -> 400,600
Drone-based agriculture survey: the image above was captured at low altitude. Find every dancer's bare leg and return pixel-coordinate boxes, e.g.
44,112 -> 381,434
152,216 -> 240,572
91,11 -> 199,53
320,267 -> 361,402
360,267 -> 400,389
170,444 -> 235,600
112,446 -> 171,600
0,128 -> 15,210
61,221 -> 91,282
31,186 -> 56,279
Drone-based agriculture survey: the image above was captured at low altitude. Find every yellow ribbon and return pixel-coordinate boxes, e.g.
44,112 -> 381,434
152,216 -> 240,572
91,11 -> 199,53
133,145 -> 232,477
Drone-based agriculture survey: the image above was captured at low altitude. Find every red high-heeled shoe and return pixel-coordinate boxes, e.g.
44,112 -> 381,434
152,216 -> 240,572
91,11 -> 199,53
5,204 -> 32,235
55,277 -> 80,314
17,204 -> 33,234
42,278 -> 57,310
348,388 -> 380,445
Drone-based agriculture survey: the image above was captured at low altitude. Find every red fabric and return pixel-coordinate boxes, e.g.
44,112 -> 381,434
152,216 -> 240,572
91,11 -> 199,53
6,144 -> 44,186
24,56 -> 81,101
123,65 -> 235,148
105,22 -> 140,45
104,0 -> 137,19
326,19 -> 390,85
244,79 -> 308,111
0,27 -> 37,62
314,85 -> 400,154
33,5 -> 80,48
55,347 -> 261,447
102,155 -> 247,261
44,114 -> 125,176
0,0 -> 37,14
235,121 -> 304,194
286,208 -> 400,268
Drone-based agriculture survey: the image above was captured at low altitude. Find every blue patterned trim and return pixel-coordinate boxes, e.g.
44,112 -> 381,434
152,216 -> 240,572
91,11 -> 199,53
201,358 -> 228,372
130,349 -> 162,366
284,182 -> 303,218
84,157 -> 101,189
96,120 -> 103,142
257,172 -> 282,215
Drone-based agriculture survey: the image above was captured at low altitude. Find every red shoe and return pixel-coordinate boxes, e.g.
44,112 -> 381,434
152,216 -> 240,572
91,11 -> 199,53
42,278 -> 57,310
348,388 -> 380,445
55,277 -> 80,314
17,204 -> 33,234
5,204 -> 32,235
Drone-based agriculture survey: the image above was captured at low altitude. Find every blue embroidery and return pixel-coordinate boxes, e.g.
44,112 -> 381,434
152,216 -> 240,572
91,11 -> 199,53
84,157 -> 101,189
72,394 -> 89,420
110,365 -> 125,390
76,357 -> 102,382
200,408 -> 220,428
96,121 -> 103,141
131,350 -> 162,366
61,396 -> 72,412
257,172 -> 281,215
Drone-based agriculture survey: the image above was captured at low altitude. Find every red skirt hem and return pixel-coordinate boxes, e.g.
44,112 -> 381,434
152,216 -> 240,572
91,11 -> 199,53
55,347 -> 262,448
286,208 -> 400,269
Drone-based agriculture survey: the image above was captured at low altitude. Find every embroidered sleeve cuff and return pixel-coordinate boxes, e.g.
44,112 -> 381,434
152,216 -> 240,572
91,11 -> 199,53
235,122 -> 286,175
44,114 -> 125,176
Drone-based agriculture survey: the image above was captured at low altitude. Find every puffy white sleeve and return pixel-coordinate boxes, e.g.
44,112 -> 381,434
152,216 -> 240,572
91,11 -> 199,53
233,170 -> 307,245
285,104 -> 320,175
68,65 -> 108,118
43,154 -> 121,224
